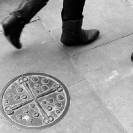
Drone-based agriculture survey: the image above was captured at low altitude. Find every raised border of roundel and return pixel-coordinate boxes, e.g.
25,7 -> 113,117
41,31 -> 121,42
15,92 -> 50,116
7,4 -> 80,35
0,73 -> 71,130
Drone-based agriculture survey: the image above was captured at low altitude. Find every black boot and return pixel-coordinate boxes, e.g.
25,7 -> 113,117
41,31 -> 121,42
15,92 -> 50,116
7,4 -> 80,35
1,0 -> 49,49
1,13 -> 28,49
61,0 -> 100,46
61,16 -> 100,46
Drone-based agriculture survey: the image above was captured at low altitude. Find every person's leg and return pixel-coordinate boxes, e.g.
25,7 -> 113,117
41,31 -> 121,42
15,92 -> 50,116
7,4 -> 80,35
61,0 -> 100,46
1,0 -> 49,49
14,0 -> 49,23
62,0 -> 85,21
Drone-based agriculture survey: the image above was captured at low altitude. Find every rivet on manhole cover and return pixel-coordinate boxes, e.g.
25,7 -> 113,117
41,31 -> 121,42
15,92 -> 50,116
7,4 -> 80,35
0,73 -> 70,130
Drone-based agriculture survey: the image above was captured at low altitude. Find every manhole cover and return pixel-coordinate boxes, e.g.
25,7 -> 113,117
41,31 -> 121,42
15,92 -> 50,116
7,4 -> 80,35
0,73 -> 70,130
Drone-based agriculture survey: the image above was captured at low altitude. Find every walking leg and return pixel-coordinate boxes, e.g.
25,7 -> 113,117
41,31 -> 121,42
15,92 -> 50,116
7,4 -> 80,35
61,0 -> 100,46
1,0 -> 49,49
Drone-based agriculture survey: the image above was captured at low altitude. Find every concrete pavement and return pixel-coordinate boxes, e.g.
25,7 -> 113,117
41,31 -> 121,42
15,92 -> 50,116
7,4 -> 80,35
0,0 -> 133,132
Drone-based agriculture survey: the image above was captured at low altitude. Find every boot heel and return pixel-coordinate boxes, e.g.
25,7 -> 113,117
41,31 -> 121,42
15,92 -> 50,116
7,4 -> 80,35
0,24 -> 7,35
1,24 -> 10,36
0,24 -> 3,34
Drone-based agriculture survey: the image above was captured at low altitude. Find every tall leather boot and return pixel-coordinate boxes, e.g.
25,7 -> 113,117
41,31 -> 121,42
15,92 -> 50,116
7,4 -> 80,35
61,0 -> 100,46
1,0 -> 49,49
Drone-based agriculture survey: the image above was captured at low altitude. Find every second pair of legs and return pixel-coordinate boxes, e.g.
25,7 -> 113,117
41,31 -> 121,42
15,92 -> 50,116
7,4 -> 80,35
1,0 -> 100,49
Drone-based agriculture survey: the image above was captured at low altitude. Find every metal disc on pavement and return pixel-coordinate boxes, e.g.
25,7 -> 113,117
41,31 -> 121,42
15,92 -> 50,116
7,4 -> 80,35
0,73 -> 70,130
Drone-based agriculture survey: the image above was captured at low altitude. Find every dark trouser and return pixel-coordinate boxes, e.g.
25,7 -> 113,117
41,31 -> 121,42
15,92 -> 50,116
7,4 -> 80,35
13,0 -> 86,23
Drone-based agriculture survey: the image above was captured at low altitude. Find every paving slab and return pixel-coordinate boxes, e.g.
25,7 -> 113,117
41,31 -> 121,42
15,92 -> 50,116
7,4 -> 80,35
38,0 -> 133,57
0,20 -> 84,91
0,0 -> 132,133
0,20 -> 87,132
71,34 -> 133,132
0,80 -> 126,133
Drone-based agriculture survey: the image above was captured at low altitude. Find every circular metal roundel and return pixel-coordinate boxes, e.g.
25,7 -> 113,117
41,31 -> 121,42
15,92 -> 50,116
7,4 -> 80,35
0,73 -> 70,130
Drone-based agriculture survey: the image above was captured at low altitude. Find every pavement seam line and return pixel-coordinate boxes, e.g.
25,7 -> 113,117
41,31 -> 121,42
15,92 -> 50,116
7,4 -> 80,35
67,57 -> 128,133
85,76 -> 128,133
40,19 -> 73,58
40,19 -> 87,88
72,32 -> 133,57
125,0 -> 133,7
67,79 -> 86,88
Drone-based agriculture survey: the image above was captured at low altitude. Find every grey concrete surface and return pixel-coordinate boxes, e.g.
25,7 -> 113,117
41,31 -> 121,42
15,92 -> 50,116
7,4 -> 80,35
0,0 -> 133,133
